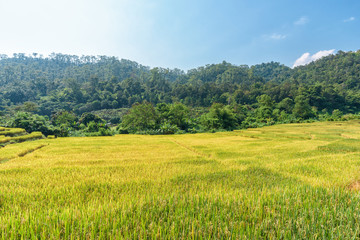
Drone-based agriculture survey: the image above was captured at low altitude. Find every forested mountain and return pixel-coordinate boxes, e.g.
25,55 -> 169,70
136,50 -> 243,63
0,50 -> 360,136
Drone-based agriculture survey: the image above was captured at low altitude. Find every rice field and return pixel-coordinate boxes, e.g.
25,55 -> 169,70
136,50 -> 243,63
1,121 -> 360,239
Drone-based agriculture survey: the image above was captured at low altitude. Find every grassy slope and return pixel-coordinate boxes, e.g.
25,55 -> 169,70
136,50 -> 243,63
1,121 -> 360,239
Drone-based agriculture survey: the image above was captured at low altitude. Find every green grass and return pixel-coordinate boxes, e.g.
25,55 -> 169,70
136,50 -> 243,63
1,121 -> 360,238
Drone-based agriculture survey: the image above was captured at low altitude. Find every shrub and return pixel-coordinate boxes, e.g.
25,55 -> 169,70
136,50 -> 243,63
9,112 -> 55,136
159,122 -> 179,134
121,101 -> 159,133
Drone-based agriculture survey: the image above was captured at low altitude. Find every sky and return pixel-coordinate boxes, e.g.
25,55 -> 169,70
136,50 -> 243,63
0,0 -> 359,70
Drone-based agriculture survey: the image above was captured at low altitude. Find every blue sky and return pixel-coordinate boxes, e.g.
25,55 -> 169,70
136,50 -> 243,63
0,0 -> 359,70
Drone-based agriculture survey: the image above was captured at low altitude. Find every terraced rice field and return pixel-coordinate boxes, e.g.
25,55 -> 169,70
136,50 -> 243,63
1,121 -> 360,239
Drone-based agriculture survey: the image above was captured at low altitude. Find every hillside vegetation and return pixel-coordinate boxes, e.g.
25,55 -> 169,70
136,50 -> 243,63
1,51 -> 360,114
1,121 -> 360,238
1,50 -> 360,136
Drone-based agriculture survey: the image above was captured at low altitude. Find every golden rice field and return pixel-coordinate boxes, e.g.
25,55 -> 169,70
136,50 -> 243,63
1,121 -> 360,239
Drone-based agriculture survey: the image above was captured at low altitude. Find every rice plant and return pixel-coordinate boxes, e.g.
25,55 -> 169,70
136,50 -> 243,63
1,120 -> 360,239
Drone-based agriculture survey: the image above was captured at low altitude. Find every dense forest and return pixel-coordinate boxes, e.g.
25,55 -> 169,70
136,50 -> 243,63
0,50 -> 360,136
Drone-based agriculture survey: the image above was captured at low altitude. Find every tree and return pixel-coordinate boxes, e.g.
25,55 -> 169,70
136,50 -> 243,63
51,111 -> 78,127
200,103 -> 237,131
277,98 -> 294,113
293,95 -> 314,119
15,101 -> 39,113
167,103 -> 190,130
66,78 -> 84,103
9,112 -> 54,136
255,94 -> 274,120
79,113 -> 104,126
121,101 -> 159,132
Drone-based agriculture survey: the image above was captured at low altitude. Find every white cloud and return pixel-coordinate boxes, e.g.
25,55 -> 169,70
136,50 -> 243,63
293,52 -> 311,67
293,49 -> 335,68
263,33 -> 287,41
270,33 -> 287,40
344,17 -> 355,22
294,16 -> 309,25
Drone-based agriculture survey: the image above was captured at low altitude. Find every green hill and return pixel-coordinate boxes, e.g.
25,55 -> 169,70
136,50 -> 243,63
1,50 -> 360,136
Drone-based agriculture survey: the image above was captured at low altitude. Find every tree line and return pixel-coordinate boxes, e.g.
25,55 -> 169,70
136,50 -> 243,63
0,50 -> 360,136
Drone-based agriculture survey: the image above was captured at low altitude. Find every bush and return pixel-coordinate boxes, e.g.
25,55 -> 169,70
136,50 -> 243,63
79,113 -> 104,125
121,101 -> 159,133
116,126 -> 129,134
110,117 -> 121,124
8,112 -> 55,136
53,124 -> 70,137
159,122 -> 179,134
200,103 -> 237,131
51,111 -> 78,128
87,121 -> 99,132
